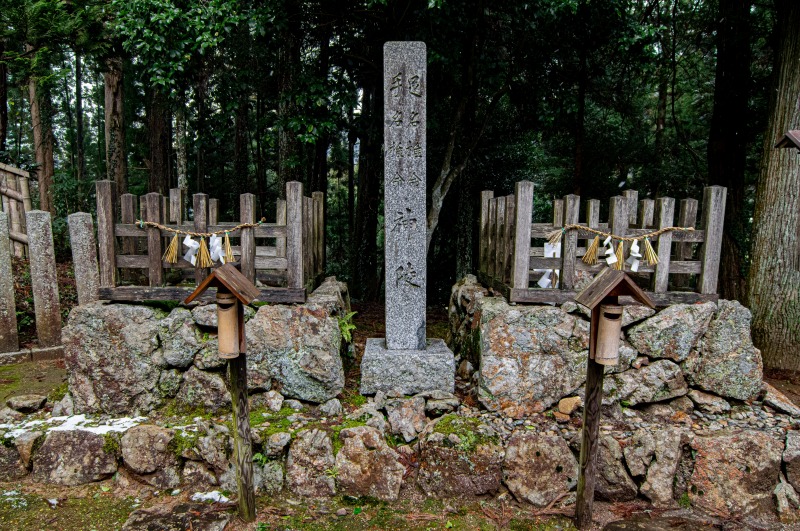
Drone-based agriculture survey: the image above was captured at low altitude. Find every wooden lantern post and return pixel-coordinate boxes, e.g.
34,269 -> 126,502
574,269 -> 654,529
184,263 -> 260,522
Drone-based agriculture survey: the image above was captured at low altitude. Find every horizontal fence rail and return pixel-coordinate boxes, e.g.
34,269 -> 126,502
478,181 -> 726,307
85,180 -> 324,304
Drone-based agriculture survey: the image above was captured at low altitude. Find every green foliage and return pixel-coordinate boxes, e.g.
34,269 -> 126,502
432,414 -> 499,453
102,433 -> 121,456
338,311 -> 357,344
252,452 -> 268,467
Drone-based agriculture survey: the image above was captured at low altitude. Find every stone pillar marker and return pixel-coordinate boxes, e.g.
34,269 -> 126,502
26,210 -> 62,348
360,41 -> 455,395
0,212 -> 20,353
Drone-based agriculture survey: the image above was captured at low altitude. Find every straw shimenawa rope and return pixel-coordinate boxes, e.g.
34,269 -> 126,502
136,218 -> 266,238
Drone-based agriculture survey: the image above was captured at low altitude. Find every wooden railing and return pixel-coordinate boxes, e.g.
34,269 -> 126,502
478,182 -> 726,307
92,180 -> 323,303
0,163 -> 33,257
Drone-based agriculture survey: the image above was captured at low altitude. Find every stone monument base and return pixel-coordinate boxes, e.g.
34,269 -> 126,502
360,338 -> 455,395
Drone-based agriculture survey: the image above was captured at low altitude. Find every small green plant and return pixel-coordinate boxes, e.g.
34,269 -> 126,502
252,452 -> 268,466
325,466 -> 339,478
679,492 -> 691,508
256,523 -> 268,531
338,311 -> 357,343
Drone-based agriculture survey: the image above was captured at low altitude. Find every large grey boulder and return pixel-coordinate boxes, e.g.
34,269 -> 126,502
121,425 -> 181,488
477,298 -> 588,417
334,426 -> 405,501
158,308 -> 202,368
623,429 -> 656,477
597,435 -> 637,501
417,416 -> 504,498
784,431 -> 800,492
286,428 -> 336,497
604,360 -> 688,406
639,428 -> 685,506
63,303 -> 164,415
0,444 -> 27,481
503,431 -> 578,507
176,368 -> 231,413
122,503 -> 230,531
385,397 -> 427,442
627,302 -> 715,362
246,305 -> 344,403
689,430 -> 783,517
682,301 -> 763,401
32,430 -> 117,485
6,394 -> 47,413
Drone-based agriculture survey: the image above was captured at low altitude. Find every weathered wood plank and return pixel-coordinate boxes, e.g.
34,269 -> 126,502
276,199 -> 287,258
6,175 -> 23,257
698,186 -> 726,294
0,212 -> 19,353
240,194 -> 256,283
511,184 -> 531,289
208,198 -> 219,226
120,194 -> 137,259
610,195 -> 629,256
95,180 -> 117,287
169,188 -> 185,224
502,195 -> 515,284
145,193 -> 163,287
480,190 -> 495,277
585,199 -> 600,250
486,198 -> 497,280
0,162 -> 29,178
303,196 -> 312,285
530,256 -> 701,275
623,190 -> 638,225
509,288 -> 717,306
68,213 -> 100,305
652,197 -> 675,293
639,199 -> 655,229
26,211 -> 62,348
674,198 -> 699,289
193,194 -> 209,285
99,286 -> 306,304
286,182 -> 304,290
229,349 -> 256,520
561,194 -> 580,289
312,191 -> 325,277
494,196 -> 506,283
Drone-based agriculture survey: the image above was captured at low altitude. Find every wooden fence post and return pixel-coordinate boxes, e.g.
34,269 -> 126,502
586,199 -> 600,253
652,197 -> 675,292
194,193 -> 209,285
6,175 -> 23,257
486,198 -> 497,280
276,199 -> 287,258
502,194 -> 515,284
240,193 -> 256,283
303,196 -> 312,285
511,184 -> 532,291
610,196 -> 629,254
481,190 -> 495,278
0,211 -> 19,353
312,191 -> 324,278
145,193 -> 163,287
493,197 -> 506,284
639,199 -> 655,229
169,188 -> 185,224
552,198 -> 564,287
698,186 -> 726,294
95,180 -> 117,288
561,194 -> 580,289
209,198 -> 219,226
674,198 -> 698,289
68,213 -> 100,305
26,211 -> 61,348
623,190 -> 638,225
286,182 -> 304,290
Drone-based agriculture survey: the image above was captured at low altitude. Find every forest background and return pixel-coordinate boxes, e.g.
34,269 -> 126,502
1,0 -> 798,370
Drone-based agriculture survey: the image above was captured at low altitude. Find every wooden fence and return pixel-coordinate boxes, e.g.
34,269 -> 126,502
478,182 -> 726,306
0,163 -> 33,257
88,180 -> 323,303
0,209 -> 64,363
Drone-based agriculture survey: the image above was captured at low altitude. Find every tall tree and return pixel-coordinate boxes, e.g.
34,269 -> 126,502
708,0 -> 752,301
104,55 -> 126,193
747,0 -> 800,370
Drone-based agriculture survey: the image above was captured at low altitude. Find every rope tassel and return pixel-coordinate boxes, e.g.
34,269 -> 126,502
197,237 -> 213,268
546,228 -> 565,246
582,235 -> 600,265
162,233 -> 180,264
643,236 -> 659,266
223,231 -> 234,263
613,241 -> 625,270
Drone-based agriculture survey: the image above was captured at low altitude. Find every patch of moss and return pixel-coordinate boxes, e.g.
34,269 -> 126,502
249,406 -> 297,438
102,433 -> 121,456
678,491 -> 691,508
0,492 -> 137,530
0,434 -> 15,449
48,381 -> 69,403
329,418 -> 368,455
169,430 -> 200,457
158,399 -> 217,421
432,414 -> 499,453
339,389 -> 367,409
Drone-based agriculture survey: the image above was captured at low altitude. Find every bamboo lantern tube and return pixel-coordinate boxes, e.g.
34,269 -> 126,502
216,292 -> 240,359
594,304 -> 623,365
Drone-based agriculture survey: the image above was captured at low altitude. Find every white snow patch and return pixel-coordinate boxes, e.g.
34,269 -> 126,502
1,414 -> 146,439
191,491 -> 230,504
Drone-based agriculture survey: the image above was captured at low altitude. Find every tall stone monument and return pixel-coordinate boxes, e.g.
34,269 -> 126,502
360,41 -> 455,395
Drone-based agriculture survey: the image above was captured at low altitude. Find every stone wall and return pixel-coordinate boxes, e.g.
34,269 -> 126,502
61,277 -> 349,415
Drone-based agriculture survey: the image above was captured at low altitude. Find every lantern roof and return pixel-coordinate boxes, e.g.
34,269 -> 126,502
183,263 -> 260,305
775,130 -> 800,151
575,268 -> 655,310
